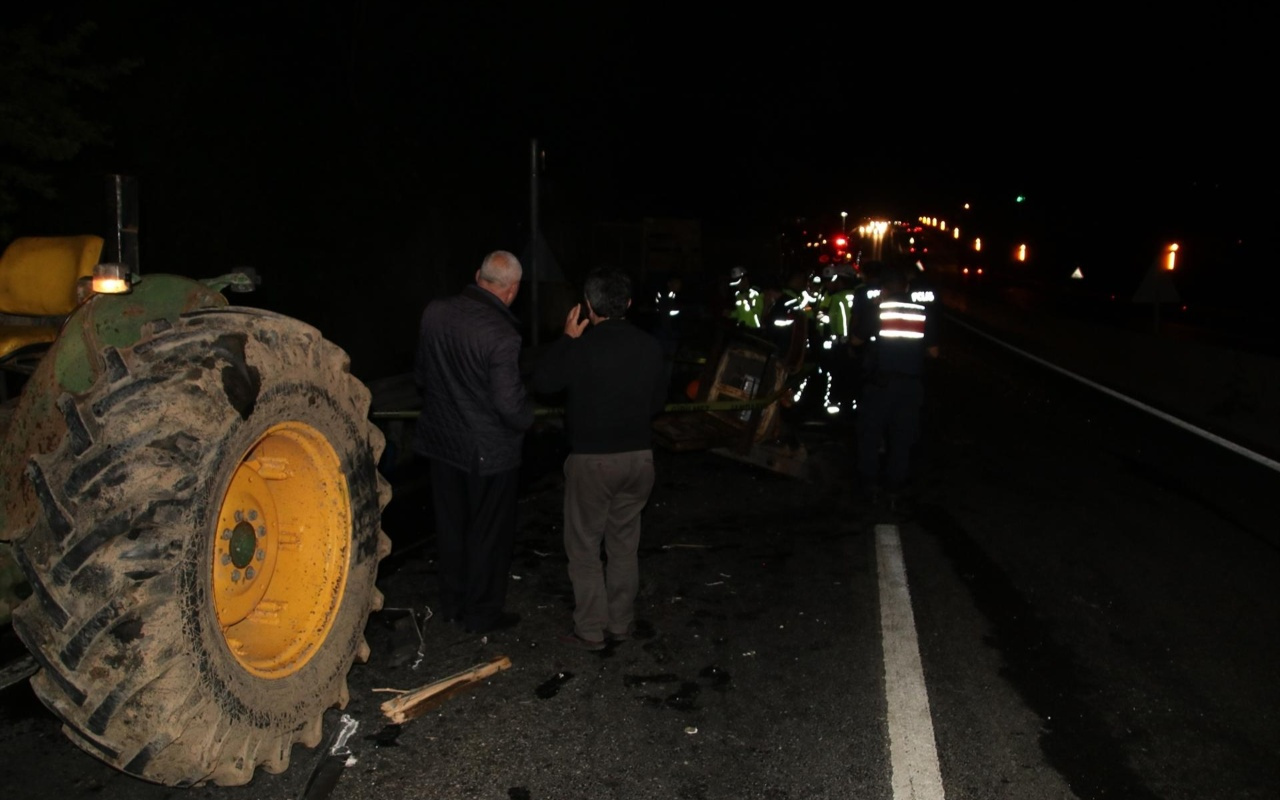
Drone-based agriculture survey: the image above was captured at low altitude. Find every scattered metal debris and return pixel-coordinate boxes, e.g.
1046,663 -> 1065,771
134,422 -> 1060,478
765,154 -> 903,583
382,606 -> 432,670
300,714 -> 359,800
536,670 -> 574,699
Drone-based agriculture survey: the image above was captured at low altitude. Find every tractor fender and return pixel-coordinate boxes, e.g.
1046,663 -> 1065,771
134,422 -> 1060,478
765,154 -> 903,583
1,275 -> 228,540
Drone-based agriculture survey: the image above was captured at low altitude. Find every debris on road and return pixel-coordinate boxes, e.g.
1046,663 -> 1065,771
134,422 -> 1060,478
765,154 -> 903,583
381,606 -> 432,670
379,655 -> 513,724
301,714 -> 359,800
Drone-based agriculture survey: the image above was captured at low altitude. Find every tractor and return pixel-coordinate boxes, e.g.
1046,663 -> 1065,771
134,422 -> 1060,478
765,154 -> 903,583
0,177 -> 391,786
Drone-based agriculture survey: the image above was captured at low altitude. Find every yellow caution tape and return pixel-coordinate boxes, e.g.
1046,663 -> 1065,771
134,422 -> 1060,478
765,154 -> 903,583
372,387 -> 791,421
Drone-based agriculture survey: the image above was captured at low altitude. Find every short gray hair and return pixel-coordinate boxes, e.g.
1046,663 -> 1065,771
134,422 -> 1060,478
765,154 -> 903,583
478,250 -> 522,288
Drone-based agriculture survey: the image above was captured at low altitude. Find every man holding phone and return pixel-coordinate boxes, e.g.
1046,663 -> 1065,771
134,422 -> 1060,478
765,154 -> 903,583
532,266 -> 668,650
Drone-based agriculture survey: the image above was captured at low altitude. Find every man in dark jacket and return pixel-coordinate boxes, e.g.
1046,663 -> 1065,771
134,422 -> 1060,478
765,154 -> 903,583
413,250 -> 534,634
532,267 -> 667,650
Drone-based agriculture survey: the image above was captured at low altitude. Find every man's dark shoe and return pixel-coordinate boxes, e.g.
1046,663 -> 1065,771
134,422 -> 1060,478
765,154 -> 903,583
557,631 -> 606,651
465,612 -> 520,635
604,625 -> 633,643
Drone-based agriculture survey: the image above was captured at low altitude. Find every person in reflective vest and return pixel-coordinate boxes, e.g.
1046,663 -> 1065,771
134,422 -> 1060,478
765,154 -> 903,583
818,265 -> 859,417
805,269 -> 827,342
760,283 -> 808,369
850,259 -> 939,509
653,273 -> 685,400
725,265 -> 764,329
780,269 -> 818,327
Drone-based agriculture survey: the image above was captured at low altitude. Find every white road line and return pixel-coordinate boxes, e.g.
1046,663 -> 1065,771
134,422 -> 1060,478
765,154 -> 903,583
945,313 -> 1280,474
876,524 -> 946,800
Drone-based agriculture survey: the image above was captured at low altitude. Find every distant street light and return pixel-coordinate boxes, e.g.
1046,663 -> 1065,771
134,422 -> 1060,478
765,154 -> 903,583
840,211 -> 848,233
1165,243 -> 1179,271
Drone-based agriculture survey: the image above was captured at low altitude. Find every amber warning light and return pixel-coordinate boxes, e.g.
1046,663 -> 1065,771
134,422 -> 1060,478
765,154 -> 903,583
92,262 -> 132,294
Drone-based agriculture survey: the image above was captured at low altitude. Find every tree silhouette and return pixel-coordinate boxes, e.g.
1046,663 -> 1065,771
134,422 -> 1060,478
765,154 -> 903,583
0,17 -> 139,241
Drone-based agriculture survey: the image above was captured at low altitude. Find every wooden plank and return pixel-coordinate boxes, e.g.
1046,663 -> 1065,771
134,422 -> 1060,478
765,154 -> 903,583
378,655 -> 512,724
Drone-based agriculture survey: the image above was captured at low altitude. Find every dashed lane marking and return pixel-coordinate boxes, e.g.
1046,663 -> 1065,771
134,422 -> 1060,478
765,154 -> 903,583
876,524 -> 946,800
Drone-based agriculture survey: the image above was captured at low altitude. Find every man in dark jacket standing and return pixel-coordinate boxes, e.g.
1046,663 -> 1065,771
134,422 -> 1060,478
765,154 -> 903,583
532,267 -> 667,650
413,250 -> 534,634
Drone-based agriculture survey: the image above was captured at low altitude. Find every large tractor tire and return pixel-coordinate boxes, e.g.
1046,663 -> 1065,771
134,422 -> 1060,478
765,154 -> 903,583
9,306 -> 392,786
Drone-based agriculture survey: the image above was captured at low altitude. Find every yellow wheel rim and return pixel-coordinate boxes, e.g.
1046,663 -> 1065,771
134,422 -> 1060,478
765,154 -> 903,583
212,421 -> 351,679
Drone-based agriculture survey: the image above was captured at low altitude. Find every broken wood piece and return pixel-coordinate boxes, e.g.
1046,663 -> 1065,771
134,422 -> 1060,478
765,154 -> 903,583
379,655 -> 512,724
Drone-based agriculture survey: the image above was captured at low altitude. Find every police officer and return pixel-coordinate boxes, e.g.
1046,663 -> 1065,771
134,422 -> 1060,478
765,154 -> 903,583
905,258 -> 938,310
851,259 -> 939,510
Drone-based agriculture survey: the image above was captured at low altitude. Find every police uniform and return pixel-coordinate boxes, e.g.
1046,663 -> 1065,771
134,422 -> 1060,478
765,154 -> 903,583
853,268 -> 939,500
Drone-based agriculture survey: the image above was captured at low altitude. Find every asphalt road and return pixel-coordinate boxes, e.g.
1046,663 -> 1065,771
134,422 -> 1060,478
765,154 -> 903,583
1,289 -> 1277,800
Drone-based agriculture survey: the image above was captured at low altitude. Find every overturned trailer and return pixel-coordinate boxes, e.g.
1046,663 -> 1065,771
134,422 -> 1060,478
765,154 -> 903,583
651,322 -> 810,478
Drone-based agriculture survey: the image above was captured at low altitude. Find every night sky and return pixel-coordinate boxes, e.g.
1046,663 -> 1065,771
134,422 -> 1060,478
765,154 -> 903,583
5,3 -> 1269,378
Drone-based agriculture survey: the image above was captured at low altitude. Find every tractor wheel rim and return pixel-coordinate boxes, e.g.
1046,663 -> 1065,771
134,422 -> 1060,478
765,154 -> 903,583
213,421 -> 351,678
